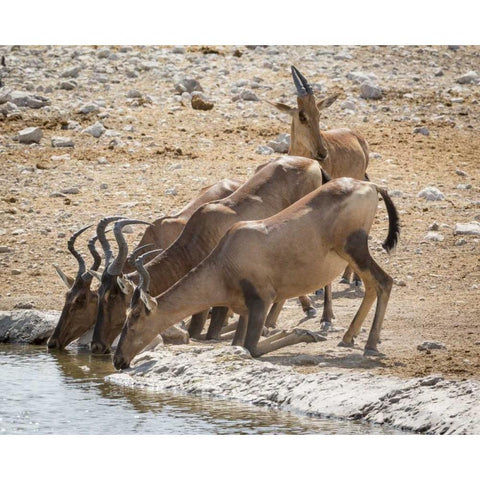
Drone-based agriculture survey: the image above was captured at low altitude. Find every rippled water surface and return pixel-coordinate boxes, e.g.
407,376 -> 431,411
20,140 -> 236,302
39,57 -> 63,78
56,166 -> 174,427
0,345 -> 400,434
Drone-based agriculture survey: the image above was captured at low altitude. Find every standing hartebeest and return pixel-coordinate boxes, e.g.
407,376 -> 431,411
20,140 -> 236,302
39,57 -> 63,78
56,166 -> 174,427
47,179 -> 242,350
113,176 -> 399,370
90,156 -> 329,354
266,66 -> 371,329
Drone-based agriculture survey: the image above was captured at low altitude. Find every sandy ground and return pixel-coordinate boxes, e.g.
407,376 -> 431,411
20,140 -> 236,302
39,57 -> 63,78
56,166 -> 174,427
0,45 -> 479,380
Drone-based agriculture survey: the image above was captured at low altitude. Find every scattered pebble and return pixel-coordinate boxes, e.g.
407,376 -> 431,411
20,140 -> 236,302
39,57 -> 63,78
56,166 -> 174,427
191,92 -> 214,111
418,187 -> 445,201
18,127 -> 42,144
360,82 -> 382,100
256,145 -> 274,155
60,187 -> 80,195
60,66 -> 81,78
413,126 -> 430,136
175,78 -> 203,94
455,222 -> 480,236
267,133 -> 290,153
51,137 -> 74,148
424,232 -> 444,242
417,341 -> 447,351
456,71 -> 478,85
82,122 -> 105,138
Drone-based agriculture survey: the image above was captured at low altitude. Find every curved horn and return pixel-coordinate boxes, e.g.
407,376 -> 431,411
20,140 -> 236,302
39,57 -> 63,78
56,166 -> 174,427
67,224 -> 93,281
291,65 -> 313,96
96,216 -> 125,268
107,219 -> 152,276
81,233 -> 103,281
127,243 -> 155,268
135,249 -> 163,293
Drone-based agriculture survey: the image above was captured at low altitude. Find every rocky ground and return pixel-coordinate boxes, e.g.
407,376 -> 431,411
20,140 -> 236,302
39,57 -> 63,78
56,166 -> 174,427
0,45 -> 479,383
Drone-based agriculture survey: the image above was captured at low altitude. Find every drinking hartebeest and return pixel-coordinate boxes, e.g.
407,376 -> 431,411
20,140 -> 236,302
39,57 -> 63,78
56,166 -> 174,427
47,179 -> 242,350
91,156 -> 329,354
114,176 -> 399,370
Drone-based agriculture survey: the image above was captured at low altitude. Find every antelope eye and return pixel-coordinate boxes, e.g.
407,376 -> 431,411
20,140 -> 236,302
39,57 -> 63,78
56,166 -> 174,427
299,111 -> 307,123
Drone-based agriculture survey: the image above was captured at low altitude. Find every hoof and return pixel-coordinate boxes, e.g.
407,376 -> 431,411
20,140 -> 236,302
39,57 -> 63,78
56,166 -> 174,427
352,280 -> 362,287
364,348 -> 385,358
305,307 -> 317,318
338,340 -> 354,348
314,288 -> 324,296
320,321 -> 332,332
339,278 -> 350,285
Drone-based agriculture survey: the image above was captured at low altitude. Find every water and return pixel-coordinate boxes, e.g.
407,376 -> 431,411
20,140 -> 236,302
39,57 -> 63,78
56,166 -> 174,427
0,345 -> 400,434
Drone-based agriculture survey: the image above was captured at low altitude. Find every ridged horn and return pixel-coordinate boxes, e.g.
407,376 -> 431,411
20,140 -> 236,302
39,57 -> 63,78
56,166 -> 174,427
81,233 -> 103,281
96,216 -> 125,268
67,224 -> 93,281
135,249 -> 163,293
127,243 -> 155,268
107,219 -> 153,276
291,65 -> 313,96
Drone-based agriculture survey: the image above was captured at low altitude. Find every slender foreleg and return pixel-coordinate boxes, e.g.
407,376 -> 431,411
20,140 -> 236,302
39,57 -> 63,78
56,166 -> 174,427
320,283 -> 335,330
205,306 -> 229,340
188,310 -> 209,339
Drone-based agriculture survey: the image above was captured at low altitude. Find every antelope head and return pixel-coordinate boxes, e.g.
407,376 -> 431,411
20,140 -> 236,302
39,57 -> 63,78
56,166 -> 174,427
47,226 -> 101,349
90,218 -> 152,354
267,65 -> 339,161
114,250 -> 163,370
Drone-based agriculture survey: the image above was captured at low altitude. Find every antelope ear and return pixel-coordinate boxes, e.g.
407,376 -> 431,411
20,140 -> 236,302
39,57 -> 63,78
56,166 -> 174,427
264,99 -> 295,116
53,264 -> 75,288
117,276 -> 131,295
317,94 -> 339,110
140,290 -> 157,312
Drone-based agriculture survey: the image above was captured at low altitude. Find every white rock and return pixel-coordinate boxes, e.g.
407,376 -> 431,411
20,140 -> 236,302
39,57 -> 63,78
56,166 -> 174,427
60,187 -> 80,195
60,66 -> 81,78
7,91 -> 49,109
424,232 -> 444,242
413,126 -> 430,136
126,89 -> 142,99
239,89 -> 259,101
417,341 -> 447,351
360,82 -> 382,100
175,78 -> 203,94
256,145 -> 274,155
347,71 -> 378,84
18,127 -> 42,144
78,103 -> 100,114
456,71 -> 478,85
267,133 -> 290,153
82,121 -> 105,138
455,222 -> 480,236
51,137 -> 74,148
418,187 -> 445,201
0,310 -> 59,344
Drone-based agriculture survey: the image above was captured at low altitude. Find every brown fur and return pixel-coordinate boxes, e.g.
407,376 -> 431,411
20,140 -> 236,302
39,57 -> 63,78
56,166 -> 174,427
114,178 -> 399,369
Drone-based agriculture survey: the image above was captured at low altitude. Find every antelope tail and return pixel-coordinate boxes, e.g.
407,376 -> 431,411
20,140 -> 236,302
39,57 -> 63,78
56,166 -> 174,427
376,186 -> 400,253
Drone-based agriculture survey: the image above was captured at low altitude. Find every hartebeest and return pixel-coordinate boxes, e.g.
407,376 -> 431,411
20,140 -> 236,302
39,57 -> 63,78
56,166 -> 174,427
91,156 -> 329,354
113,177 -> 399,370
266,66 -> 371,328
47,179 -> 242,350
47,226 -> 102,349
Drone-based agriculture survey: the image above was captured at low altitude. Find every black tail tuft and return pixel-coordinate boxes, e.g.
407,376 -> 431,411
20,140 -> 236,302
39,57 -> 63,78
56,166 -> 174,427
377,187 -> 400,253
